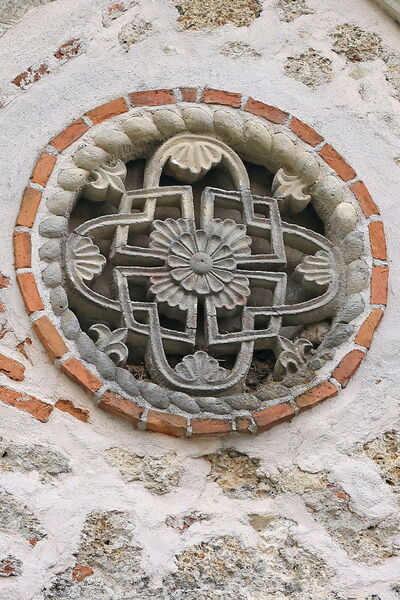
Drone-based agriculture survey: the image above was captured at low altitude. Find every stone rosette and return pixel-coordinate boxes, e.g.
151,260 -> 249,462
13,87 -> 388,437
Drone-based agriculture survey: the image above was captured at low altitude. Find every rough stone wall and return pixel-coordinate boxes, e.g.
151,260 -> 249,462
0,0 -> 399,598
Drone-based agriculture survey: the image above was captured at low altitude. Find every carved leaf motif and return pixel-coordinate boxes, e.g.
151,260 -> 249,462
272,169 -> 312,214
84,159 -> 127,203
274,336 -> 313,381
88,324 -> 129,366
174,351 -> 228,383
71,236 -> 106,282
294,250 -> 334,294
166,139 -> 223,183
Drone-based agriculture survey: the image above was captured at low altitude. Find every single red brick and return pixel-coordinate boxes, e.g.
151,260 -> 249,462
72,565 -> 94,582
85,98 -> 128,125
0,353 -> 25,381
50,119 -> 89,152
253,403 -> 295,432
16,188 -> 42,228
290,116 -> 324,146
191,418 -> 232,437
180,87 -> 198,102
370,266 -> 389,305
296,381 -> 338,411
332,349 -> 365,386
146,410 -> 187,437
55,399 -> 89,422
318,145 -> 356,182
350,181 -> 379,217
30,153 -> 57,187
129,89 -> 176,107
54,38 -> 81,60
355,309 -> 384,349
0,275 -> 9,288
0,386 -> 53,422
12,64 -> 50,88
98,391 -> 143,426
244,97 -> 288,124
61,358 -> 102,394
202,89 -> 242,108
13,232 -> 31,269
16,273 -> 44,314
369,221 -> 387,261
235,416 -> 254,434
32,316 -> 68,361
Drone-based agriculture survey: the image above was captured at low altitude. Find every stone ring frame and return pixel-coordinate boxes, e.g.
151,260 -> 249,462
13,88 -> 388,438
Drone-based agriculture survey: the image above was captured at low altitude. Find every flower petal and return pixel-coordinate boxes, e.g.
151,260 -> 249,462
195,275 -> 210,295
205,234 -> 223,256
211,268 -> 234,283
167,254 -> 190,268
170,240 -> 193,259
181,272 -> 198,291
194,230 -> 208,252
211,244 -> 233,261
213,257 -> 236,270
170,267 -> 192,282
207,272 -> 224,293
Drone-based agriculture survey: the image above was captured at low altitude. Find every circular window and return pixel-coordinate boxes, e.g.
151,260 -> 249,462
14,89 -> 388,437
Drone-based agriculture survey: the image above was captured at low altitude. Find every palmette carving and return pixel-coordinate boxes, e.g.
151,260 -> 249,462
69,236 -> 106,282
174,351 -> 228,384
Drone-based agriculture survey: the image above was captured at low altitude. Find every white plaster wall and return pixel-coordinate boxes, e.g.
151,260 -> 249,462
0,0 -> 399,598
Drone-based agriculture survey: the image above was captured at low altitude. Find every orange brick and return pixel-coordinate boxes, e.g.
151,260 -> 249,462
253,403 -> 295,432
129,89 -> 176,106
296,381 -> 338,411
350,181 -> 379,217
191,418 -> 232,437
85,98 -> 128,125
16,273 -> 44,314
370,266 -> 389,305
147,410 -> 187,437
0,386 -> 53,422
61,358 -> 102,394
16,187 -> 42,228
72,565 -> 93,582
235,416 -> 254,434
98,391 -> 143,426
30,153 -> 57,187
13,232 -> 31,269
55,398 -> 89,422
332,349 -> 365,386
0,275 -> 9,288
202,89 -> 242,108
319,145 -> 356,182
180,87 -> 197,102
50,119 -> 89,151
32,316 -> 68,361
355,309 -> 384,349
290,116 -> 324,146
0,353 -> 25,381
369,221 -> 387,260
244,97 -> 288,124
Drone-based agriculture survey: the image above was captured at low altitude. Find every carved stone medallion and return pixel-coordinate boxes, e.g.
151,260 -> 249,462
14,89 -> 387,436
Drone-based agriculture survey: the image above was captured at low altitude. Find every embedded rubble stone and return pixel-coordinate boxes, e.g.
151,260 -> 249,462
118,19 -> 153,50
383,50 -> 400,101
330,24 -> 383,62
0,437 -> 70,481
165,511 -> 210,531
104,448 -> 183,494
276,0 -> 312,22
0,490 -> 46,542
285,49 -> 333,88
220,41 -> 261,59
175,0 -> 262,30
0,555 -> 22,577
267,467 -> 400,565
203,448 -> 272,498
363,431 -> 400,493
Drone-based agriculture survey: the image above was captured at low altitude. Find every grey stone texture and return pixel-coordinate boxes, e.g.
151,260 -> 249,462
175,0 -> 262,29
276,0 -> 312,23
285,49 -> 333,88
330,24 -> 383,62
0,437 -> 70,481
104,448 -> 183,494
0,490 -> 45,542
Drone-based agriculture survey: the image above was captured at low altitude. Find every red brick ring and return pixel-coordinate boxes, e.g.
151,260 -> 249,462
12,88 -> 388,437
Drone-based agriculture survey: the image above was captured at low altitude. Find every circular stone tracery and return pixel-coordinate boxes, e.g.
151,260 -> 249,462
14,89 -> 387,437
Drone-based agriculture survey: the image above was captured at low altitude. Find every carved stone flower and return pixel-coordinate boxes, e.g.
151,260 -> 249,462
149,218 -> 252,310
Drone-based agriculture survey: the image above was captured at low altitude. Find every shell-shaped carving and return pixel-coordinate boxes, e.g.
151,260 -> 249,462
70,236 -> 106,282
294,250 -> 334,293
166,139 -> 223,183
174,351 -> 228,384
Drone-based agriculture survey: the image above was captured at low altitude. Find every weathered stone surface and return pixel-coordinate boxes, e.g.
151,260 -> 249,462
285,49 -> 333,87
276,0 -> 312,22
363,431 -> 400,493
0,437 -> 70,481
0,555 -> 22,576
220,41 -> 261,59
118,19 -> 153,50
165,511 -> 210,531
204,448 -> 271,498
175,0 -> 262,29
330,24 -> 383,62
105,448 -> 183,494
0,490 -> 45,542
